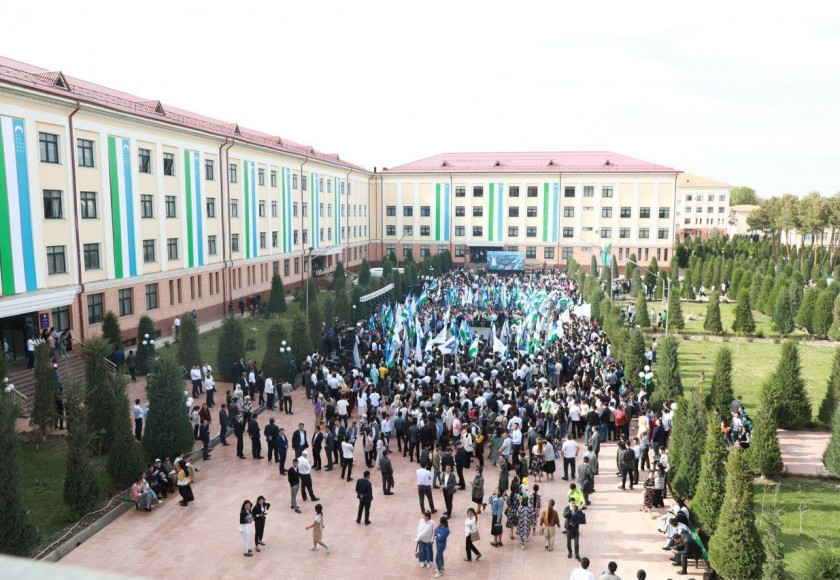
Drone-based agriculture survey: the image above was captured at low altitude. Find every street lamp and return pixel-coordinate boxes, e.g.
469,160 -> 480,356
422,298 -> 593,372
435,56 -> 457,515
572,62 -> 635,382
141,333 -> 155,353
638,364 -> 654,390
305,246 -> 315,324
3,377 -> 14,393
626,259 -> 672,335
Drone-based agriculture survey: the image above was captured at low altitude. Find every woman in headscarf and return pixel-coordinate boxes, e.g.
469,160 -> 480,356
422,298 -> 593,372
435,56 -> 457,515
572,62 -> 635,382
516,487 -> 533,549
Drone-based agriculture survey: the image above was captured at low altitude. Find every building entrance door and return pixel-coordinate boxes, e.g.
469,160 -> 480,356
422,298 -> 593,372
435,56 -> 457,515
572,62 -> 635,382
0,313 -> 38,363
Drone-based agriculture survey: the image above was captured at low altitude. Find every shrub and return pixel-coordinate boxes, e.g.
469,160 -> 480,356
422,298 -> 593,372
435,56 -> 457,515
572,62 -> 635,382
760,487 -> 785,580
704,292 -> 723,334
748,393 -> 784,478
216,317 -> 245,382
823,405 -> 840,477
669,390 -> 706,499
761,342 -> 812,429
634,292 -> 651,328
176,315 -> 200,372
101,311 -> 123,351
63,378 -> 102,515
651,337 -> 682,410
31,343 -> 57,441
800,545 -> 840,579
106,373 -> 144,486
142,353 -> 194,461
732,289 -> 756,335
813,290 -> 834,337
688,414 -> 727,539
818,347 -> 840,425
709,347 -> 734,420
667,286 -> 684,330
358,258 -> 371,287
83,337 -> 117,452
290,310 -> 314,370
135,316 -> 157,375
267,274 -> 288,313
0,392 -> 37,555
262,323 -> 290,381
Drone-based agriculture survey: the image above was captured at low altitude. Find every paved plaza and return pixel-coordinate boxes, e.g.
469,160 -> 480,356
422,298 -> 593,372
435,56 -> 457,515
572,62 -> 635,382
59,383 -> 691,580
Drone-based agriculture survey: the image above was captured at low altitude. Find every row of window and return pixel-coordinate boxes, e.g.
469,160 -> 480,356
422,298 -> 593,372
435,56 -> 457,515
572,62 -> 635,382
684,218 -> 727,226
684,194 -> 727,202
42,133 -> 355,194
682,206 -> 727,214
384,224 -> 670,239
386,205 -> 671,220
452,185 -> 615,198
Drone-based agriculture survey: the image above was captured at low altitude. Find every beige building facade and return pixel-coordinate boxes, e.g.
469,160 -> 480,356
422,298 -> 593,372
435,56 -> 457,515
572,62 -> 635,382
675,172 -> 730,239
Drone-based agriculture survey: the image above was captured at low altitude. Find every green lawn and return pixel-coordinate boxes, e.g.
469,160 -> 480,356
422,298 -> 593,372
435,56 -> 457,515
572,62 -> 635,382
675,339 -> 832,414
19,436 -> 117,549
678,301 -> 806,338
754,477 -> 840,579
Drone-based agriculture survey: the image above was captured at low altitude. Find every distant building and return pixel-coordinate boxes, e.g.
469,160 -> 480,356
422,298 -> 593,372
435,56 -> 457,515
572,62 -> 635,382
727,205 -> 759,237
675,173 -> 730,239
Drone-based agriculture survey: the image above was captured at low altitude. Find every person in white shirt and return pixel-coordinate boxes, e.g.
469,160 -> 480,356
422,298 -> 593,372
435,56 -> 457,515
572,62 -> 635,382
173,316 -> 181,341
204,373 -> 216,407
415,511 -> 435,568
341,438 -> 355,481
357,391 -> 368,419
416,465 -> 436,513
297,451 -> 319,501
264,377 -> 275,410
561,434 -> 579,481
569,556 -> 595,580
190,365 -> 203,398
337,396 -> 350,426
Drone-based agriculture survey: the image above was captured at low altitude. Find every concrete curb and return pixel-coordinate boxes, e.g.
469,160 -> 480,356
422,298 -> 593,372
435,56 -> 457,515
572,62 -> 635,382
40,501 -> 134,563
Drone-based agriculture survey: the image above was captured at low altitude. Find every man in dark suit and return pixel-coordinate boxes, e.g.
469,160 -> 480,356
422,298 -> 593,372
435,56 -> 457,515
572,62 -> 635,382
287,458 -> 301,513
293,423 -> 308,458
218,404 -> 230,446
264,417 -> 280,463
454,441 -> 470,490
331,419 -> 346,466
247,413 -> 263,459
441,464 -> 456,517
233,413 -> 246,459
564,498 -> 586,560
324,427 -> 335,471
380,450 -> 394,495
355,470 -> 373,525
277,427 -> 289,474
311,425 -> 324,469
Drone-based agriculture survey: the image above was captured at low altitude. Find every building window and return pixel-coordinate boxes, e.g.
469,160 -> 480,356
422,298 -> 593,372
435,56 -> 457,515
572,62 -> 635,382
270,170 -> 277,187
292,202 -> 298,217
455,245 -> 465,257
508,226 -> 519,237
143,240 -> 156,263
208,235 -> 217,255
47,246 -> 67,274
602,187 -> 613,198
206,197 -> 216,218
77,139 -> 95,168
455,206 -> 465,217
386,225 -> 396,236
473,186 -> 483,197
420,205 -> 431,217
51,305 -> 71,331
404,206 -> 413,217
526,246 -> 537,259
271,201 -> 278,217
229,164 -> 238,183
639,228 -> 650,239
509,207 -> 519,218
472,226 -> 483,237
140,194 -> 155,219
562,247 -> 573,259
163,153 -> 175,176
138,148 -> 152,173
640,207 -> 650,219
165,195 -> 177,218
527,206 -> 538,218
43,190 -> 63,219
39,132 -> 60,163
402,225 -> 413,236
145,283 -> 159,310
684,218 -> 691,225
420,225 -> 430,236
272,231 -> 278,247
454,226 -> 465,236
526,226 -> 537,238
319,178 -> 324,191
620,207 -> 631,218
583,186 -> 594,197
260,232 -> 267,249
402,246 -> 412,258
659,208 -> 670,219
564,186 -> 575,198
302,176 -> 307,191
707,207 -> 714,214
283,259 -> 290,276
563,207 -> 574,218
293,230 -> 299,245
385,244 -> 396,257
658,228 -> 669,239
294,258 -> 299,274
544,247 -> 555,259
420,245 -> 430,257
258,169 -> 265,186
80,191 -> 98,219
509,186 -> 520,197
231,234 -> 240,252
619,228 -> 630,238
602,207 -> 612,218
231,199 -> 239,217
302,203 -> 308,217
302,230 -> 309,245
563,227 -> 573,238
455,186 -> 465,197
527,186 -> 538,197
259,201 -> 266,217
473,207 -> 483,217
118,288 -> 133,317
87,293 -> 104,324
697,207 -> 703,213
292,174 -> 298,189
600,227 -> 612,238
167,238 -> 179,261
83,243 -> 100,270
719,206 -> 726,213
205,159 -> 215,180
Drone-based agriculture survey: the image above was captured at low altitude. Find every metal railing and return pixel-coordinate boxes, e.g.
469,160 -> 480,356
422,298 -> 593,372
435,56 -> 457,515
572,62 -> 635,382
72,338 -> 118,374
7,386 -> 28,417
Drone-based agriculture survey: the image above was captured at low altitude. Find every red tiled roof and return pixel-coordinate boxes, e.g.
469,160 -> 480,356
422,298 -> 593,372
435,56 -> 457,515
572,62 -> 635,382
382,151 -> 677,174
0,55 -> 367,172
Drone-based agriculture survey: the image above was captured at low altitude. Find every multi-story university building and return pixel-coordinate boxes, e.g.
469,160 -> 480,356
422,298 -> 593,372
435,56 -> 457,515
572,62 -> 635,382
674,173 -> 731,239
0,55 -> 725,360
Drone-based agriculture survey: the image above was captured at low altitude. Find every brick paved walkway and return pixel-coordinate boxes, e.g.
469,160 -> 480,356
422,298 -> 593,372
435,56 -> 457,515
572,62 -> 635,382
58,384 -> 702,580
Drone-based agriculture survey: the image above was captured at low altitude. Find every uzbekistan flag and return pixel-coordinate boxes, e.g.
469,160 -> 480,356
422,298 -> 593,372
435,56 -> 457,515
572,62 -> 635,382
184,150 -> 204,267
543,182 -> 559,243
108,136 -> 137,279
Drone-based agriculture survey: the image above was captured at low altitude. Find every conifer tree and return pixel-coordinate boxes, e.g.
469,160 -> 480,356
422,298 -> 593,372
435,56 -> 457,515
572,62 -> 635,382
262,323 -> 290,382
31,343 -> 57,441
136,315 -> 157,375
823,404 -> 840,476
267,273 -> 288,313
590,254 -> 598,276
308,295 -> 323,350
818,346 -> 840,425
358,258 -> 371,287
332,261 -> 347,291
690,414 -> 728,539
813,290 -> 834,337
0,391 -> 37,555
142,353 -> 194,461
101,311 -> 123,352
652,337 -> 682,409
216,317 -> 245,381
83,337 -> 117,452
760,487 -> 786,580
634,292 -> 651,328
176,315 -> 200,372
669,391 -> 706,499
828,293 -> 840,340
704,292 -> 723,334
796,286 -> 818,333
667,285 -> 684,330
772,286 -> 795,336
708,346 -> 734,420
748,392 -> 784,478
732,288 -> 756,335
335,287 -> 351,324
106,373 -> 144,486
623,329 -> 647,388
762,341 -> 811,429
630,267 -> 642,295
63,378 -> 102,514
708,449 -> 764,579
289,310 -> 314,370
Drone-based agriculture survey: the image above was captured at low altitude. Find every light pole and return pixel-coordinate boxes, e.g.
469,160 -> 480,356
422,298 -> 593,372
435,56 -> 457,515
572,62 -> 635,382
305,246 -> 314,323
280,340 -> 293,381
626,259 -> 672,335
141,333 -> 155,353
638,364 -> 654,390
353,304 -> 357,324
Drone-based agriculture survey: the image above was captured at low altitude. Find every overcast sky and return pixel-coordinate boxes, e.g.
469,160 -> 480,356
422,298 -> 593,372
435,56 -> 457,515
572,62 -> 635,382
3,1 -> 838,197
